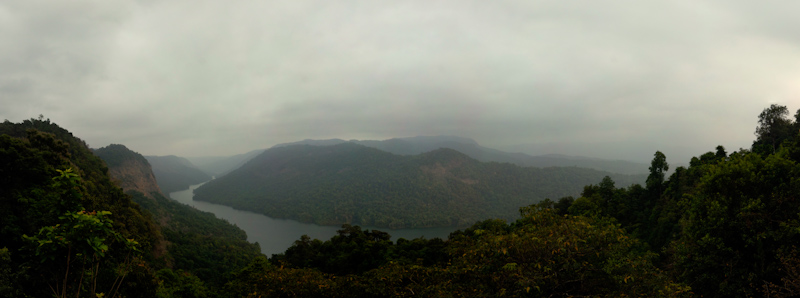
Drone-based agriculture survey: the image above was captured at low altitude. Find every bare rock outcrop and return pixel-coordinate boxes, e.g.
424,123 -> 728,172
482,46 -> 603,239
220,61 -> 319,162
94,144 -> 163,199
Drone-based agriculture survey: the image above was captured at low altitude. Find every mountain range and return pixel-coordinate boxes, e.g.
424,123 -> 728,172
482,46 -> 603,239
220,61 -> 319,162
193,142 -> 646,229
274,136 -> 650,175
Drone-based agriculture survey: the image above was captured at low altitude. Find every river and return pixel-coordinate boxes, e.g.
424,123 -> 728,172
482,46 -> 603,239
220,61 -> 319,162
169,182 -> 460,256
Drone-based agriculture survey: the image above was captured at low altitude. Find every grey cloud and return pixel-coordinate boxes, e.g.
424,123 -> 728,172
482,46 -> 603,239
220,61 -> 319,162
2,0 -> 798,163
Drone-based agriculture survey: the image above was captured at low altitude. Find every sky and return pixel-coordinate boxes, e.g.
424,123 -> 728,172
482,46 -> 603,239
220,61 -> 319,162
2,0 -> 800,163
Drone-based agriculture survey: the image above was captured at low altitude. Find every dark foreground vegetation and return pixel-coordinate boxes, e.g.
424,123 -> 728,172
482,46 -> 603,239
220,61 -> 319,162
2,104 -> 800,297
0,119 -> 261,297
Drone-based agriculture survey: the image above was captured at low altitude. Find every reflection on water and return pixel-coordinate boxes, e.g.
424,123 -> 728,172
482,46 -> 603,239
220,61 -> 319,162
169,182 -> 459,256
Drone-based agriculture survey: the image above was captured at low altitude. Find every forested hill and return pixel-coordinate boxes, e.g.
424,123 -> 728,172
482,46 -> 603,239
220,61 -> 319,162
0,119 -> 163,296
145,155 -> 212,193
0,118 -> 263,296
274,135 -> 649,174
94,144 -> 163,198
97,144 -> 262,296
193,142 -> 645,228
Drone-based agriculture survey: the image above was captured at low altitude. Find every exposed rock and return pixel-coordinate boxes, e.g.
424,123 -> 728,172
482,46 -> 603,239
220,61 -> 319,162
94,144 -> 163,199
106,159 -> 163,198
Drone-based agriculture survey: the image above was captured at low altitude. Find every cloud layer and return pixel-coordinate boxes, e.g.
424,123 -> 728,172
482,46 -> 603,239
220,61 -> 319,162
3,0 -> 800,162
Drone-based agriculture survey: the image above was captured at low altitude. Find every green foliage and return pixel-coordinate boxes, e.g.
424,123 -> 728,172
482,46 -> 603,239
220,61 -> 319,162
0,119 -> 161,296
156,268 -> 209,298
129,190 -> 262,295
272,224 -> 447,275
21,168 -> 142,298
754,104 -> 795,154
669,150 -> 800,297
0,247 -> 24,297
646,151 -> 669,195
225,207 -> 688,297
445,207 -> 688,297
225,257 -> 339,298
761,247 -> 800,297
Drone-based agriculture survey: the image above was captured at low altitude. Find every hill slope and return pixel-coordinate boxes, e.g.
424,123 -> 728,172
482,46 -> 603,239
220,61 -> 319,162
97,145 -> 261,290
193,143 -> 645,229
145,155 -> 212,193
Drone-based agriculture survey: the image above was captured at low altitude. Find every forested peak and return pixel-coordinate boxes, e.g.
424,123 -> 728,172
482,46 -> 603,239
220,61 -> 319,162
95,143 -> 150,168
1,117 -> 74,139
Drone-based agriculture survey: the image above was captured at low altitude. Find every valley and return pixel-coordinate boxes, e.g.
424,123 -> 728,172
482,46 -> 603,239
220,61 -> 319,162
169,183 -> 456,256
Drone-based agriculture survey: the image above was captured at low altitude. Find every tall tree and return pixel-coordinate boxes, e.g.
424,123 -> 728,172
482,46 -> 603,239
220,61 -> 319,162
754,104 -> 793,154
646,151 -> 669,195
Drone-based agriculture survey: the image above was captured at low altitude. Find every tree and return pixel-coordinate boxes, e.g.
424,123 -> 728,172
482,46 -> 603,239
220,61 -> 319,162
445,206 -> 690,297
23,169 -> 141,298
670,150 -> 800,297
715,145 -> 727,160
754,104 -> 793,154
646,151 -> 669,195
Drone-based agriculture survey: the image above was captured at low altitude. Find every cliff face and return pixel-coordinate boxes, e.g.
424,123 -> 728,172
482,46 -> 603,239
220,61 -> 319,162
94,144 -> 163,198
106,158 -> 163,198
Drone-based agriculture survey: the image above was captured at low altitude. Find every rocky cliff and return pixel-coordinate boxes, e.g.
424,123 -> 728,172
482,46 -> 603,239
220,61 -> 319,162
94,144 -> 163,198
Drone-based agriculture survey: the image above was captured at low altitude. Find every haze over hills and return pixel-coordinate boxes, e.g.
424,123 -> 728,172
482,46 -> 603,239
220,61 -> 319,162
185,149 -> 266,177
274,136 -> 650,175
194,142 -> 646,229
145,155 -> 212,193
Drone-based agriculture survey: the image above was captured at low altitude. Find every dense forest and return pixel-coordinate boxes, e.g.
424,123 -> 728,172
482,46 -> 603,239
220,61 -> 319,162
3,104 -> 800,297
0,119 -> 260,297
193,143 -> 645,228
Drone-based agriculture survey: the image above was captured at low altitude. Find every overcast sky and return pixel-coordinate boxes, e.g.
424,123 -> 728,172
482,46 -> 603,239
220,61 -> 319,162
3,0 -> 800,162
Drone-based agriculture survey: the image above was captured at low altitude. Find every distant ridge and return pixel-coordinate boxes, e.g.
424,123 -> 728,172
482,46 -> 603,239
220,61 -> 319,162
145,155 -> 212,193
186,149 -> 266,177
273,136 -> 649,175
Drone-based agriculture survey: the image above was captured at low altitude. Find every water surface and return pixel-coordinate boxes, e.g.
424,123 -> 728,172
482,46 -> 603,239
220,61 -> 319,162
169,182 -> 459,256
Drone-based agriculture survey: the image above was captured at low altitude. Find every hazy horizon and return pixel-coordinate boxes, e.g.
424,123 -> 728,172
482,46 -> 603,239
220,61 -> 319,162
4,1 -> 798,163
